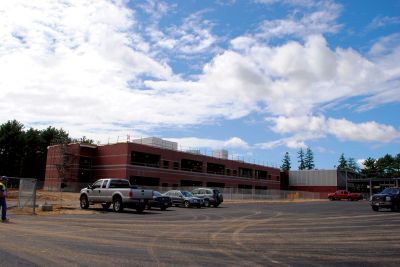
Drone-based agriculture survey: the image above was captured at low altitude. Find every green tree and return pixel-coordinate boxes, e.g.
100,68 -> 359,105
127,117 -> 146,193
347,157 -> 360,172
375,154 -> 395,178
298,148 -> 306,170
0,121 -> 72,180
281,152 -> 291,171
361,157 -> 377,177
0,120 -> 25,176
337,153 -> 347,169
72,136 -> 94,144
304,147 -> 315,170
22,128 -> 43,179
393,154 -> 400,178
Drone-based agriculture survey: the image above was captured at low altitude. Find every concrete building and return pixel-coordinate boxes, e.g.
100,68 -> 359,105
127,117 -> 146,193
288,169 -> 361,193
44,140 -> 281,191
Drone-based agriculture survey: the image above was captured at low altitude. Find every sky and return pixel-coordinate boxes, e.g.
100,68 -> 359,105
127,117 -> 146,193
0,0 -> 399,170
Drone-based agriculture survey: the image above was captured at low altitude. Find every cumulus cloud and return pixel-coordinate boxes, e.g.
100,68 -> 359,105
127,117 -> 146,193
0,0 -> 399,150
264,115 -> 400,148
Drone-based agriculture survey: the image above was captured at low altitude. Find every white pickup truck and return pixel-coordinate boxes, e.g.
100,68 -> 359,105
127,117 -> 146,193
79,178 -> 153,213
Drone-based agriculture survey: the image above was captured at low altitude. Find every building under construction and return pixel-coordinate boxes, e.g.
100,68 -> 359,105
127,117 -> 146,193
44,137 -> 282,191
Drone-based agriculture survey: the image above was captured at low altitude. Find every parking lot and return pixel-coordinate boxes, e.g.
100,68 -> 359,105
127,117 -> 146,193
1,200 -> 399,267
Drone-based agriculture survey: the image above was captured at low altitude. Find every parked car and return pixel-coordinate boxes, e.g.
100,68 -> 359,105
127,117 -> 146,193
146,191 -> 172,211
79,178 -> 153,213
370,188 -> 400,212
192,188 -> 224,207
328,190 -> 363,201
163,190 -> 203,208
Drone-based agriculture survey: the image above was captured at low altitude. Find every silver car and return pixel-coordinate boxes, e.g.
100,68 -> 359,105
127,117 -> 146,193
163,190 -> 203,208
192,188 -> 223,207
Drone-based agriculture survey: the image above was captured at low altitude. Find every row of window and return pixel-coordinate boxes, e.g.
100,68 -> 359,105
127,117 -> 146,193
131,151 -> 277,180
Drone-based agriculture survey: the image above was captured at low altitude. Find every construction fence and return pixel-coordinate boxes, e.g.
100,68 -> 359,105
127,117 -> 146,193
3,177 -> 37,214
42,181 -> 324,201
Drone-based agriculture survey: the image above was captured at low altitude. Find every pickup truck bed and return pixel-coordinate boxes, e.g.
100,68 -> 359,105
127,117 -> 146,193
80,178 -> 153,213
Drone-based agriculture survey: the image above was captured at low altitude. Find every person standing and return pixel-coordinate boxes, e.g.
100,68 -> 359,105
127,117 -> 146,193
0,176 -> 9,223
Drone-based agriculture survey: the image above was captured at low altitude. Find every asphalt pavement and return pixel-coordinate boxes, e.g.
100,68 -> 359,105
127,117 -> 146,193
1,200 -> 399,267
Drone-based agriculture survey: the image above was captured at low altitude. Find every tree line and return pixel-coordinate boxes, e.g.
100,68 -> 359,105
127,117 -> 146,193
0,120 -> 93,180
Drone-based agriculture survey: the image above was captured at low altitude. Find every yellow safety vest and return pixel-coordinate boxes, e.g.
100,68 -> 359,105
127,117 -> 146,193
0,182 -> 6,194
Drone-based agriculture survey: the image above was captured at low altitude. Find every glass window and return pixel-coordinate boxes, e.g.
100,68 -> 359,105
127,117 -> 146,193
182,191 -> 193,197
109,180 -> 130,188
92,180 -> 102,189
101,181 -> 108,188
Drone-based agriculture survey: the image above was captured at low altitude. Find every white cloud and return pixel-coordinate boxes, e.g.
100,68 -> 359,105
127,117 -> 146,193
327,118 -> 400,143
263,115 -> 400,149
255,1 -> 342,40
357,159 -> 366,169
367,15 -> 400,30
138,4 -> 218,55
224,137 -> 250,149
0,0 -> 399,150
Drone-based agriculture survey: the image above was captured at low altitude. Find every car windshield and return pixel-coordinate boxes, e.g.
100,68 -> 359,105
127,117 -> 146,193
153,191 -> 162,197
182,191 -> 193,197
381,188 -> 399,194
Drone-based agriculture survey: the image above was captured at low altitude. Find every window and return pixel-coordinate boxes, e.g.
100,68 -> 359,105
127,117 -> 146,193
109,180 -> 130,188
239,167 -> 252,178
181,159 -> 203,172
226,169 -> 231,176
255,170 -> 267,180
207,162 -> 225,175
173,162 -> 180,170
131,151 -> 160,167
163,160 -> 170,169
92,180 -> 102,189
101,181 -> 108,188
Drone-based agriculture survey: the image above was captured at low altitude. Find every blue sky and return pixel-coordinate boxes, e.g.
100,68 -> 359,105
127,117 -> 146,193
0,0 -> 399,169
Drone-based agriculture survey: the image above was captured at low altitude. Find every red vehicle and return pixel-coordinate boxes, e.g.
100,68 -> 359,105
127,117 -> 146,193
328,190 -> 363,201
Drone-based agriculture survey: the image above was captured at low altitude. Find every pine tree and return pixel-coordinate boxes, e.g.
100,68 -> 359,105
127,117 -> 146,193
304,147 -> 315,170
298,148 -> 306,170
281,152 -> 291,171
347,157 -> 359,172
337,153 -> 347,169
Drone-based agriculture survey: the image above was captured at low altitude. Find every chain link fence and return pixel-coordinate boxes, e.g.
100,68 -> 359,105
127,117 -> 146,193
4,177 -> 37,215
43,181 -> 324,201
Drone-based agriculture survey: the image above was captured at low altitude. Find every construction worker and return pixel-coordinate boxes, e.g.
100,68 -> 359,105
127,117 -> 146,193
0,176 -> 8,223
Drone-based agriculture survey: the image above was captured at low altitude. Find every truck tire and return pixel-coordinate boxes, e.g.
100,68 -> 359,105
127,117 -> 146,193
160,206 -> 167,211
372,206 -> 379,212
113,197 -> 124,212
204,199 -> 210,207
80,195 -> 89,209
329,197 -> 334,201
101,203 -> 111,210
136,203 -> 145,213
